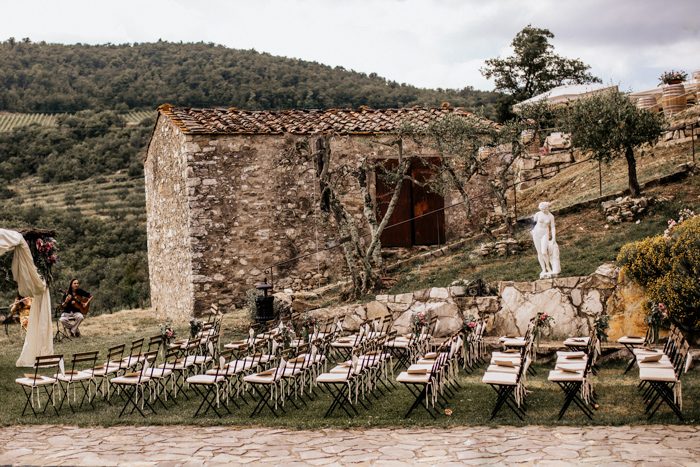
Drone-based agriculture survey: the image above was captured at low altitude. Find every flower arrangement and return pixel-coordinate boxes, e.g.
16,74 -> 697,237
594,314 -> 610,342
31,237 -> 59,285
658,70 -> 688,85
664,208 -> 696,238
412,311 -> 427,336
160,320 -> 176,344
300,313 -> 318,340
462,315 -> 479,335
276,322 -> 294,349
532,311 -> 554,350
189,318 -> 203,338
646,302 -> 668,344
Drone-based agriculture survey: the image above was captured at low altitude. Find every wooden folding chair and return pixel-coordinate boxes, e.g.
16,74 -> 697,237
15,354 -> 63,417
111,350 -> 159,417
188,355 -> 231,418
56,350 -> 99,413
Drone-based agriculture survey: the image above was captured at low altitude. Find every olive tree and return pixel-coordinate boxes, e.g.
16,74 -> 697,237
561,90 -> 664,197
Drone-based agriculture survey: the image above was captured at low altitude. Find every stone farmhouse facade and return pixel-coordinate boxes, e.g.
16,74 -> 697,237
145,105 -> 492,320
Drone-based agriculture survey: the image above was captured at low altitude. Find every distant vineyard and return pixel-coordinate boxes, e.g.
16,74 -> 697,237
0,112 -> 58,132
0,110 -> 155,132
124,110 -> 156,125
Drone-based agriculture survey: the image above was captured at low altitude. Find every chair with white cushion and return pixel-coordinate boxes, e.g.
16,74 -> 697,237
187,355 -> 231,418
110,350 -> 158,417
56,350 -> 99,413
640,339 -> 689,421
16,354 -> 63,417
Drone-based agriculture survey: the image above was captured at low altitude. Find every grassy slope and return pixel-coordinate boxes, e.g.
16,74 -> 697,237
387,172 -> 700,294
0,310 -> 697,427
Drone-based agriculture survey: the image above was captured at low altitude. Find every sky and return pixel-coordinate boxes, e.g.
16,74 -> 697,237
1,0 -> 698,93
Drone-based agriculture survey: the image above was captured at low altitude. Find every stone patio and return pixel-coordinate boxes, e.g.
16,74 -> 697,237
0,424 -> 698,465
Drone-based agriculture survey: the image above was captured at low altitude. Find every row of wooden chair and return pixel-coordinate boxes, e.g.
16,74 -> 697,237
636,324 -> 690,421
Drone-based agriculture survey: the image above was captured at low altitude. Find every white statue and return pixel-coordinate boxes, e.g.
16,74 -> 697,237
532,201 -> 560,279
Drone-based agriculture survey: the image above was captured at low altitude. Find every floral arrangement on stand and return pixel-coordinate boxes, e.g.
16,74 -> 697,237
646,302 -> 668,344
412,311 -> 427,337
532,311 -> 555,352
189,318 -> 203,338
658,70 -> 688,85
301,313 -> 318,341
462,315 -> 479,335
160,320 -> 176,345
276,322 -> 294,349
594,314 -> 610,342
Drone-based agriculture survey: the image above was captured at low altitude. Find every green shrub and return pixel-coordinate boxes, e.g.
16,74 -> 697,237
617,214 -> 700,331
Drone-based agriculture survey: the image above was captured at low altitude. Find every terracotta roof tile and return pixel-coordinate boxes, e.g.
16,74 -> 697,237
157,104 -> 494,135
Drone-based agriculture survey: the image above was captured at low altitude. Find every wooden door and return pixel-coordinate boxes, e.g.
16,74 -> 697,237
412,159 -> 445,245
376,160 -> 413,247
376,158 -> 445,247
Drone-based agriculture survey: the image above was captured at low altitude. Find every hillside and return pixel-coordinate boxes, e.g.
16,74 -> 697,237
0,39 -> 499,117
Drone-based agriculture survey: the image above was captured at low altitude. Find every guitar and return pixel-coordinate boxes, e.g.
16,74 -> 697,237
61,290 -> 93,315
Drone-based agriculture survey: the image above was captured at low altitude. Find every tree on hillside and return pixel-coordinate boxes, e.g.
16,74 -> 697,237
0,40 -> 500,116
561,90 -> 664,197
404,114 -> 528,236
481,25 -> 601,119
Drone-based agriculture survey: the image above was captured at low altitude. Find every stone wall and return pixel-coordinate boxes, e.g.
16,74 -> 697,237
289,263 -> 648,341
514,149 -> 576,190
146,123 -> 471,317
144,117 -> 195,321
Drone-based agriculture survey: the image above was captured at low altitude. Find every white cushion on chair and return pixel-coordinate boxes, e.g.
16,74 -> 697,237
556,350 -> 586,359
548,369 -> 584,382
186,374 -> 225,385
639,367 -> 677,382
316,373 -> 349,384
482,371 -> 517,385
142,368 -> 173,378
564,337 -> 590,346
243,374 -> 276,384
618,336 -> 645,345
485,364 -> 520,374
15,375 -> 56,387
397,372 -> 430,384
111,375 -> 150,385
56,371 -> 93,382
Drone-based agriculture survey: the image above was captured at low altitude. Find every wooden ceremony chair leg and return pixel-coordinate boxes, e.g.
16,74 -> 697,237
401,383 -> 436,419
249,384 -> 280,418
489,385 -> 523,421
20,386 -> 37,417
647,381 -> 683,421
40,384 -> 60,416
323,383 -> 357,418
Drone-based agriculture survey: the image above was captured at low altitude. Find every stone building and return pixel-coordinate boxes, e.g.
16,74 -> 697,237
144,105 -> 491,320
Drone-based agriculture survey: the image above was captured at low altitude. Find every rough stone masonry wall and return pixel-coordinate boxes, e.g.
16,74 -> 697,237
292,263 -> 642,340
182,134 -> 468,315
145,117 -> 195,321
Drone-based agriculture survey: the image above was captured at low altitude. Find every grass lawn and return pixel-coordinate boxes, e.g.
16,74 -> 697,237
0,310 -> 697,428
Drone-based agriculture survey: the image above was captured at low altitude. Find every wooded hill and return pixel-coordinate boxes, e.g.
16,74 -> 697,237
0,39 -> 499,116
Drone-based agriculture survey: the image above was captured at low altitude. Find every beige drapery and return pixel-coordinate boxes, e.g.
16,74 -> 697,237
0,229 -> 53,367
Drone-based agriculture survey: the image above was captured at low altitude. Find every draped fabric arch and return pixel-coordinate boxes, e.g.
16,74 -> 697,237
0,229 -> 53,367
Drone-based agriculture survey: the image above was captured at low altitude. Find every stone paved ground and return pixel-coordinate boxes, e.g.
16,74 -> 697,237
0,425 -> 698,466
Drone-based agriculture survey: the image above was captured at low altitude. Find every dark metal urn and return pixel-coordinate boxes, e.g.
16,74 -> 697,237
254,279 -> 275,324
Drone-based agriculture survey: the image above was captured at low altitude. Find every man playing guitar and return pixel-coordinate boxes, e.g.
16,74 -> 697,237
60,279 -> 93,337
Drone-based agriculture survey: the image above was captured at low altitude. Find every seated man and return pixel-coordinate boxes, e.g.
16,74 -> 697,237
60,279 -> 93,337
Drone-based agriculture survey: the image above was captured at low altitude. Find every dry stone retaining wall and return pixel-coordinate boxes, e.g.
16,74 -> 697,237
288,263 -> 646,340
